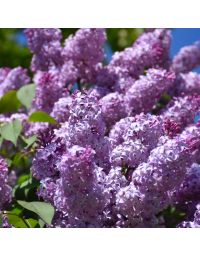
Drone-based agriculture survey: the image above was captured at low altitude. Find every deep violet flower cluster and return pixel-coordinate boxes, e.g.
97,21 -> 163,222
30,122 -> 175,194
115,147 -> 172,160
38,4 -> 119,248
0,157 -> 12,210
2,28 -> 200,228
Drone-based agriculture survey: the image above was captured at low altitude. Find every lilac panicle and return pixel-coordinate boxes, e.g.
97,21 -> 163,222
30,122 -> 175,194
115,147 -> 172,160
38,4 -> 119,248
0,67 -> 30,97
25,28 -> 63,71
175,72 -> 200,95
124,68 -> 175,116
161,95 -> 200,130
110,29 -> 171,78
171,41 -> 200,73
64,90 -> 106,146
115,127 -> 200,227
54,146 -> 108,227
0,157 -> 12,210
32,70 -> 65,113
55,91 -> 109,171
63,29 -> 106,83
110,114 -> 165,169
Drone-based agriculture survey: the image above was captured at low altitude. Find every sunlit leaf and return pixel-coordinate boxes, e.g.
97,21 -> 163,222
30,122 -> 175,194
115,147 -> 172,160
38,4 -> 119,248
28,111 -> 57,124
17,200 -> 55,225
6,213 -> 28,228
17,84 -> 36,109
0,119 -> 22,146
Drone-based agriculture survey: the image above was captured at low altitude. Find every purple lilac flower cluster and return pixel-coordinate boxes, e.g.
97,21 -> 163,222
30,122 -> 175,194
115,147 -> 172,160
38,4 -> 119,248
26,29 -> 200,227
2,28 -> 200,228
0,157 -> 12,210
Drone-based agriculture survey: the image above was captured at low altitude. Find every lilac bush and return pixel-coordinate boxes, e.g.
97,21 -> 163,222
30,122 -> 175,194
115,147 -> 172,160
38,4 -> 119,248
1,28 -> 200,228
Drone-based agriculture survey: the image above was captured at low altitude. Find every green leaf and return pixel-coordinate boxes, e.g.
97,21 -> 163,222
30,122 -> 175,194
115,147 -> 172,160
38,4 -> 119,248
28,111 -> 57,124
17,174 -> 30,185
17,84 -> 36,109
0,136 -> 3,147
5,158 -> 12,167
0,119 -> 22,146
17,201 -> 55,225
25,218 -> 38,228
0,90 -> 21,113
21,135 -> 37,149
38,219 -> 45,228
10,207 -> 23,216
6,214 -> 28,228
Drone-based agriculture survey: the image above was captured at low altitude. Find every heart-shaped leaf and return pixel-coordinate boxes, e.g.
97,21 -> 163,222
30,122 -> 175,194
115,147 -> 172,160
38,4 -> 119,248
0,90 -> 21,113
17,84 -> 36,109
0,119 -> 22,146
17,200 -> 55,225
28,111 -> 57,124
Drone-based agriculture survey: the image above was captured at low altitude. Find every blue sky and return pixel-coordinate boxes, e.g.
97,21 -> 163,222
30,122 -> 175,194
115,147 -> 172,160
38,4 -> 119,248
171,28 -> 200,56
171,29 -> 200,72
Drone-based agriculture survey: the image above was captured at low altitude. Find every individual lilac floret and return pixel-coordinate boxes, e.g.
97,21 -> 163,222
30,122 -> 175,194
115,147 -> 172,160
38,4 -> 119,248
0,67 -> 30,97
171,41 -> 200,73
124,68 -> 175,116
99,92 -> 127,129
175,72 -> 200,95
54,146 -> 108,227
178,203 -> 200,228
110,29 -> 171,78
32,71 -> 65,113
115,128 -> 200,227
161,95 -> 200,130
0,157 -> 12,210
62,29 -> 106,83
51,96 -> 72,123
25,28 -> 63,71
